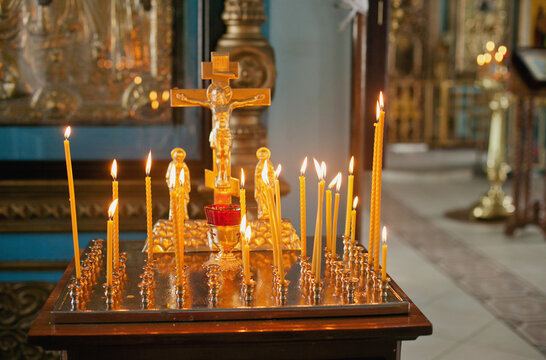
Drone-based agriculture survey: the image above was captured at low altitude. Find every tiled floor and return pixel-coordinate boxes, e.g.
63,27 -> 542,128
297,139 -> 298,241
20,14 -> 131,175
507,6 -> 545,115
362,148 -> 545,359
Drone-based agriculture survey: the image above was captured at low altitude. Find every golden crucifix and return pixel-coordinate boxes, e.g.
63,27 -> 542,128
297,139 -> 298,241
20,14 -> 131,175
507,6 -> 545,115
170,52 -> 271,204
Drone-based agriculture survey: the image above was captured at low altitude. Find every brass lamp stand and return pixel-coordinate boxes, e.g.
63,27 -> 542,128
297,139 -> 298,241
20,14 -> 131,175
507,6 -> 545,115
472,92 -> 515,219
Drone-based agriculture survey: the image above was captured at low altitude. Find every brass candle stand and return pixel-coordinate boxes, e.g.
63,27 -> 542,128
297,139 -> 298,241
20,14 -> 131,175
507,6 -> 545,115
241,278 -> 257,306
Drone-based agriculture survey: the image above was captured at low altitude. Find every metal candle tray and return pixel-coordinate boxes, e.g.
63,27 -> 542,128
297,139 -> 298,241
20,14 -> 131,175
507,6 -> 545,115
51,240 -> 410,324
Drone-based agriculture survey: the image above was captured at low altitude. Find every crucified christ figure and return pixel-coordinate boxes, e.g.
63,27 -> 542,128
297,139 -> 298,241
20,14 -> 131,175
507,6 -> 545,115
176,82 -> 265,191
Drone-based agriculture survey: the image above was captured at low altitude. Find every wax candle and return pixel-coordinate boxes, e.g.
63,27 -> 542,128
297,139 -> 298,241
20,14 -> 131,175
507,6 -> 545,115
240,169 -> 246,219
312,159 -> 326,280
381,226 -> 388,281
368,104 -> 380,265
244,225 -> 252,283
299,157 -> 307,258
240,215 -> 247,269
326,177 -> 335,252
344,156 -> 355,241
106,200 -> 118,286
168,168 -> 182,285
145,151 -> 153,264
262,163 -> 283,281
350,196 -> 359,259
176,169 -> 186,285
63,127 -> 81,279
274,164 -> 282,229
331,173 -> 341,257
111,160 -> 119,269
374,93 -> 385,273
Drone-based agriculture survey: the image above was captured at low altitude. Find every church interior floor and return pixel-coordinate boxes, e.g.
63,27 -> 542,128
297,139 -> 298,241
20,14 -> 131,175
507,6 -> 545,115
359,147 -> 545,359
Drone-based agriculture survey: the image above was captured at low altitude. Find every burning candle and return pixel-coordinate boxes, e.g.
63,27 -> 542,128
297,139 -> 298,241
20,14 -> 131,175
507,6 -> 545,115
244,225 -> 252,283
111,160 -> 119,269
350,196 -> 359,258
106,200 -> 118,286
274,164 -> 282,227
262,163 -> 283,281
240,169 -> 246,219
63,127 -> 81,279
176,169 -> 186,285
168,168 -> 182,285
381,226 -> 388,281
145,151 -> 153,264
331,173 -> 342,257
344,156 -> 355,243
374,93 -> 385,273
368,102 -> 380,265
326,176 -> 335,253
312,159 -> 326,280
299,157 -> 307,258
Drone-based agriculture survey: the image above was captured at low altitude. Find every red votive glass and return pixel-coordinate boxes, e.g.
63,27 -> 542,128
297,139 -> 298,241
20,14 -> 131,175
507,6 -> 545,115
204,204 -> 241,226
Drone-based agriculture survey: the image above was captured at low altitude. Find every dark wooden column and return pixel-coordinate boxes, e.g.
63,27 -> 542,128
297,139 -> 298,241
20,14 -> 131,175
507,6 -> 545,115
350,0 -> 390,231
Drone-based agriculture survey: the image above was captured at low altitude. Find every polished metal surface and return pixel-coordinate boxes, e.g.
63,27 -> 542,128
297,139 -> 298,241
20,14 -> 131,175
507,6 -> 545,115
52,240 -> 409,324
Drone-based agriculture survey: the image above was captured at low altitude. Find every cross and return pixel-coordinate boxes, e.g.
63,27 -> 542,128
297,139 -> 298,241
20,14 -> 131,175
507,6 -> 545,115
170,52 -> 271,204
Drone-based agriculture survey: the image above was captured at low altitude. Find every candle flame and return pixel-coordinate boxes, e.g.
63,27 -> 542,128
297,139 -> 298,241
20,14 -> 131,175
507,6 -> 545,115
498,45 -> 507,56
64,126 -> 71,139
261,161 -> 270,186
382,226 -> 387,244
245,224 -> 252,242
349,156 -> 354,174
376,101 -> 380,120
108,199 -> 118,219
146,151 -> 152,176
321,162 -> 326,180
328,175 -> 337,189
486,40 -> 495,52
179,168 -> 185,186
168,166 -> 176,189
240,214 -> 247,234
275,164 -> 282,179
111,160 -> 118,180
477,54 -> 485,66
300,157 -> 308,176
240,169 -> 245,189
353,196 -> 359,209
313,158 -> 321,180
484,53 -> 492,64
379,91 -> 384,109
335,172 -> 342,192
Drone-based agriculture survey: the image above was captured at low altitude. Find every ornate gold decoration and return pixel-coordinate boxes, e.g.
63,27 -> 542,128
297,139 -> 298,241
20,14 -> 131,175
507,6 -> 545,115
150,218 -> 300,253
254,147 -> 275,220
170,52 -> 271,205
216,0 -> 276,169
0,0 -> 173,124
165,148 -> 191,220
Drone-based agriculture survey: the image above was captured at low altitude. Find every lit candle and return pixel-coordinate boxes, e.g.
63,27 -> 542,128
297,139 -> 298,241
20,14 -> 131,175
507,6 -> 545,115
111,160 -> 119,269
274,164 -> 282,227
374,93 -> 385,273
312,159 -> 326,280
145,151 -> 153,264
240,214 -> 247,268
381,226 -> 388,281
168,168 -> 182,286
262,163 -> 283,281
176,169 -> 186,285
344,156 -> 355,242
331,173 -> 341,257
326,176 -> 335,252
350,196 -> 359,259
368,101 -> 380,266
299,157 -> 307,258
240,169 -> 246,219
63,127 -> 81,279
106,200 -> 118,286
244,225 -> 252,283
